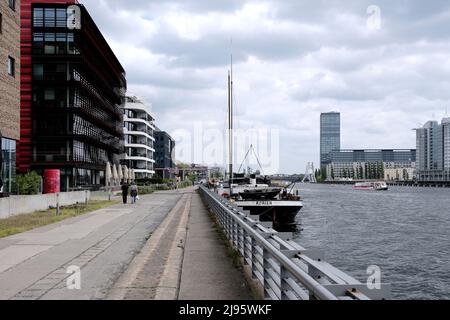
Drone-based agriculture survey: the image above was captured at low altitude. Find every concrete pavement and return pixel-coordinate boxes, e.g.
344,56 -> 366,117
178,192 -> 252,300
0,190 -> 182,300
0,187 -> 252,300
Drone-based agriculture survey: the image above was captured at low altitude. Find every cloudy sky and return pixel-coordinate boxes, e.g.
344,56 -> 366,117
81,0 -> 450,174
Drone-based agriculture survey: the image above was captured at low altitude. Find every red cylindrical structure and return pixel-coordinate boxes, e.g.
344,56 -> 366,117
43,170 -> 60,194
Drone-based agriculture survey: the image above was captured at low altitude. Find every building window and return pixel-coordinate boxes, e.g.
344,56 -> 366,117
33,8 -> 44,27
1,138 -> 17,194
8,56 -> 15,77
9,0 -> 16,10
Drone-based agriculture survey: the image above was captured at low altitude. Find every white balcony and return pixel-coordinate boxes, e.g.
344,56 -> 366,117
124,128 -> 155,141
125,142 -> 155,153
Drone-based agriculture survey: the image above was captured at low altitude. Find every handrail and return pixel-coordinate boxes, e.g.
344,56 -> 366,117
199,185 -> 391,300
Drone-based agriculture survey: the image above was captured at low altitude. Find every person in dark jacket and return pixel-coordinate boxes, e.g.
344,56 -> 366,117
121,182 -> 129,204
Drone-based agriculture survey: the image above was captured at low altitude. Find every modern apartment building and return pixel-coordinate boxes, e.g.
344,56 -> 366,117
18,0 -> 127,191
154,128 -> 175,179
122,96 -> 155,179
0,0 -> 20,194
320,112 -> 340,169
416,118 -> 450,182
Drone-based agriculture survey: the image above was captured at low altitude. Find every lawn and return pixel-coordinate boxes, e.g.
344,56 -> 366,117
0,200 -> 119,239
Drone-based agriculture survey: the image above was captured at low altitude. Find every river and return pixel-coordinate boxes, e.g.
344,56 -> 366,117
293,183 -> 450,300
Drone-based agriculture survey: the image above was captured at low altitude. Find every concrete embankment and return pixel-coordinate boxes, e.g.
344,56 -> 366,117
0,191 -> 91,219
108,188 -> 252,300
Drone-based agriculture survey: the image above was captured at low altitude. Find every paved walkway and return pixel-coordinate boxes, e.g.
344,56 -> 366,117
0,188 -> 252,300
178,192 -> 252,300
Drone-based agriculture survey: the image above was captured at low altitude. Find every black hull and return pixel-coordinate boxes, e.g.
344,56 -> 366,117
237,204 -> 302,228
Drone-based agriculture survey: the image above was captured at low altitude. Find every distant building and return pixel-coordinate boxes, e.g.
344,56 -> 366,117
326,149 -> 416,181
0,0 -> 20,193
320,112 -> 340,169
384,167 -> 416,182
416,118 -> 450,182
17,1 -> 127,191
122,96 -> 156,179
154,128 -> 175,179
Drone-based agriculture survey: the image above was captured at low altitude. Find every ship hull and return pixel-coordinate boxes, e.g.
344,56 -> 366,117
235,200 -> 303,226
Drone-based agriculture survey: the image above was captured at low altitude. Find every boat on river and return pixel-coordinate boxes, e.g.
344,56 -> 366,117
353,181 -> 389,191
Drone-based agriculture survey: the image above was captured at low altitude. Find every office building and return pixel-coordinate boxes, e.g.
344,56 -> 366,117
0,0 -> 20,194
326,149 -> 416,181
416,118 -> 450,182
320,112 -> 340,168
154,128 -> 175,179
18,0 -> 127,191
122,96 -> 155,179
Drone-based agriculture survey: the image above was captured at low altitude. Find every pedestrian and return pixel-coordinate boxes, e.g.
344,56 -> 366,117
130,182 -> 138,204
121,182 -> 129,204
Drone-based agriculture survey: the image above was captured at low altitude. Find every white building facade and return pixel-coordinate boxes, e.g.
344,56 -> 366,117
122,96 -> 156,179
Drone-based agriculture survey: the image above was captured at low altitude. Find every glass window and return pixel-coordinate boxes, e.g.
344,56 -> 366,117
45,88 -> 55,100
33,64 -> 44,80
44,8 -> 56,27
33,8 -> 44,27
55,33 -> 67,54
1,138 -> 17,194
8,56 -> 15,76
56,9 -> 66,27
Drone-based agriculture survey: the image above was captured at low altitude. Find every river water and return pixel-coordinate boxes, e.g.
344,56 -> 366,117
292,184 -> 450,300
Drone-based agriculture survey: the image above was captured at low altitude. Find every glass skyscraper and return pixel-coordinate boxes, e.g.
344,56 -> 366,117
416,118 -> 450,182
320,112 -> 341,168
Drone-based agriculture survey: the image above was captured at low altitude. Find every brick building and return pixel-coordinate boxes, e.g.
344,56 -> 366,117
0,0 -> 20,193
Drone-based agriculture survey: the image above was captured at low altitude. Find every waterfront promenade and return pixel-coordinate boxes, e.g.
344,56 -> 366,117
0,187 -> 251,300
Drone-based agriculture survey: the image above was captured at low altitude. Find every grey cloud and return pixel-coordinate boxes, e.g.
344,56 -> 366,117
78,0 -> 450,173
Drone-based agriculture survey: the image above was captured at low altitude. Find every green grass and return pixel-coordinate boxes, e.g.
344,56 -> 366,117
0,200 -> 119,239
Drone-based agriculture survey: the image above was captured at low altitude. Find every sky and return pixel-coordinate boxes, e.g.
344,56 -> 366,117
81,0 -> 450,174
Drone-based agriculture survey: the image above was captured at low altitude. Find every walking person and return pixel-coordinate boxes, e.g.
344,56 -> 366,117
130,183 -> 138,204
121,182 -> 129,204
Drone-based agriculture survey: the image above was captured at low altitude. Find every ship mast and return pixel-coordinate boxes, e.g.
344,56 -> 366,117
228,56 -> 234,183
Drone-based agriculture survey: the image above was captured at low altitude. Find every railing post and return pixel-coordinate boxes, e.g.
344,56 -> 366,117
262,248 -> 270,299
251,236 -> 257,279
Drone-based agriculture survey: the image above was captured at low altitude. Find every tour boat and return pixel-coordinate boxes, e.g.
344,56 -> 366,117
353,181 -> 389,191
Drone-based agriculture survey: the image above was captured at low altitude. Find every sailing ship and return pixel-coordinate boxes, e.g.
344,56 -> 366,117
216,61 -> 303,229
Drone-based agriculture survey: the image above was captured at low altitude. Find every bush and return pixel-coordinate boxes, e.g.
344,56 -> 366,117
136,177 -> 175,186
16,172 -> 41,195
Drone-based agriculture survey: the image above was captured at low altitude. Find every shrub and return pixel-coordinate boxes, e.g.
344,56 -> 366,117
16,172 -> 41,195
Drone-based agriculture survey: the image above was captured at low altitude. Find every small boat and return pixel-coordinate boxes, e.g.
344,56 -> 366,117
353,181 -> 389,191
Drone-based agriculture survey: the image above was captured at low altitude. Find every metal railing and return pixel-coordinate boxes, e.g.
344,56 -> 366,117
199,185 -> 391,300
